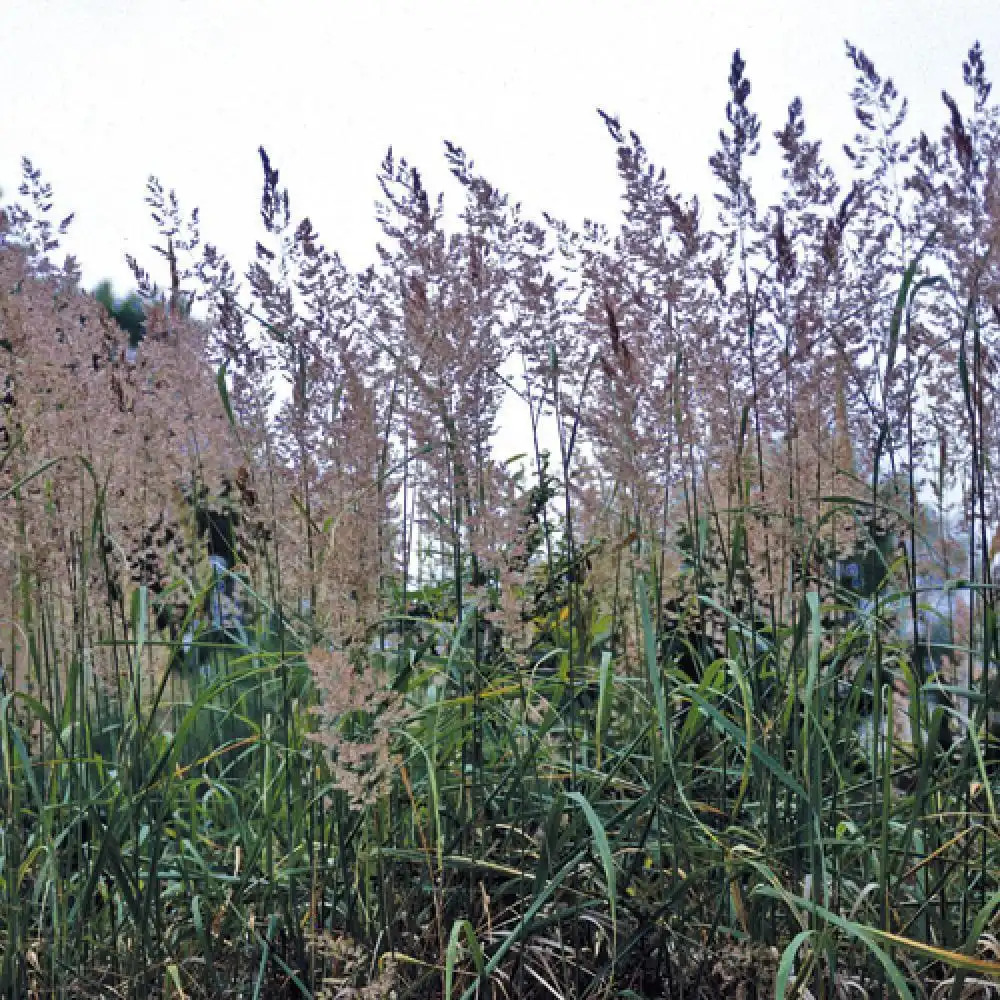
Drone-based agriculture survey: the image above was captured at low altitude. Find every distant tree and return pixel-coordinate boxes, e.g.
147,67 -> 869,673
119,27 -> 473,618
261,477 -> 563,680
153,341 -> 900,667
91,279 -> 146,347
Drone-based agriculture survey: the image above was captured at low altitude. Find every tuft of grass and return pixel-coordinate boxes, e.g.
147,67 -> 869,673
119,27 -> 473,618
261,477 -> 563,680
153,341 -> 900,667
2,40 -> 1000,999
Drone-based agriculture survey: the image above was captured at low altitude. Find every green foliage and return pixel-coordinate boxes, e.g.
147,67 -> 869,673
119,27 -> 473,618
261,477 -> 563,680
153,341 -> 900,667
91,279 -> 146,347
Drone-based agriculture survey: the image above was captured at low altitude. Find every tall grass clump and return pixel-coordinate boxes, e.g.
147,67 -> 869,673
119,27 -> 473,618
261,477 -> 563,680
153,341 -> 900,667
3,39 -> 1000,999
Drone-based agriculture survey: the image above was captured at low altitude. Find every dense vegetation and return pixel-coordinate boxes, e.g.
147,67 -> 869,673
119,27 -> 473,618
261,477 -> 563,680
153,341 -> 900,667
3,41 -> 1000,999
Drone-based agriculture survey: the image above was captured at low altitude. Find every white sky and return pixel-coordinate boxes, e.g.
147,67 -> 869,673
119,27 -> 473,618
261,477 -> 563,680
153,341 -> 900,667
3,0 -> 998,297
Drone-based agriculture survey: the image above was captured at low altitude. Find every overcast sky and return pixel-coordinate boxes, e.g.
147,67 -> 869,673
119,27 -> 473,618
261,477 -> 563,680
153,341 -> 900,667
2,1 -> 999,295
